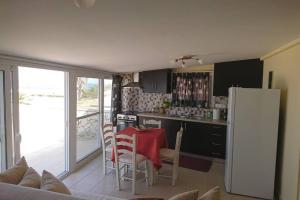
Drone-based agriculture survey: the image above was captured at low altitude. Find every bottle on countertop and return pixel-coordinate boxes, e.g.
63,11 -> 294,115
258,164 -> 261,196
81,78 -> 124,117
223,109 -> 228,121
213,108 -> 221,120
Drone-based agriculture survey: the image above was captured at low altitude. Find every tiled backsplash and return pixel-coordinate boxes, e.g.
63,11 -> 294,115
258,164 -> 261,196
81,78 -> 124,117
121,73 -> 228,113
121,86 -> 172,112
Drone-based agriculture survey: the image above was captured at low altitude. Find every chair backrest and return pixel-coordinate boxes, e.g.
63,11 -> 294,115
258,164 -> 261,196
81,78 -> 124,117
143,119 -> 162,128
174,127 -> 184,155
112,134 -> 136,163
101,124 -> 114,148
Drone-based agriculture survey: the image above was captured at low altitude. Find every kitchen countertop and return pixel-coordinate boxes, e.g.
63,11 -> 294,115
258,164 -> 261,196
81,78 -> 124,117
137,112 -> 227,126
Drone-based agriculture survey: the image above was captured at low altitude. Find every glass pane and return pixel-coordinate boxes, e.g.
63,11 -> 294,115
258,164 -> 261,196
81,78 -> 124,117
0,71 -> 5,171
76,114 -> 100,160
76,77 -> 100,161
77,77 -> 99,117
104,79 -> 112,124
19,67 -> 66,176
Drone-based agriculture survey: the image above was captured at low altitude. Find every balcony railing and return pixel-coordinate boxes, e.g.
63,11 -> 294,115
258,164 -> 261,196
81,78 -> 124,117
76,107 -> 111,140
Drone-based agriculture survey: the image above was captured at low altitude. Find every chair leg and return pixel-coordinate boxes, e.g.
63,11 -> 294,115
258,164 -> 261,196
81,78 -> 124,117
103,151 -> 107,175
125,164 -> 129,175
115,162 -> 121,191
172,160 -> 179,186
132,163 -> 136,194
144,161 -> 149,186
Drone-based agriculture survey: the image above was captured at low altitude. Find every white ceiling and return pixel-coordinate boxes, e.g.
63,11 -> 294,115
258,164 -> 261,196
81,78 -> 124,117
0,0 -> 299,72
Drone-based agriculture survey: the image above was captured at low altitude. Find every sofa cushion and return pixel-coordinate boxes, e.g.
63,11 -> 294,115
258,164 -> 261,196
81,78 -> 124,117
168,190 -> 199,200
198,186 -> 220,200
41,170 -> 71,195
16,156 -> 29,168
0,156 -> 28,184
19,167 -> 41,188
0,182 -> 82,200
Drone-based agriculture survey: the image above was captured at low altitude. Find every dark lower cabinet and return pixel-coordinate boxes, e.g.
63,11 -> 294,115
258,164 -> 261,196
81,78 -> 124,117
181,121 -> 210,156
205,124 -> 227,159
139,116 -> 227,159
161,118 -> 182,149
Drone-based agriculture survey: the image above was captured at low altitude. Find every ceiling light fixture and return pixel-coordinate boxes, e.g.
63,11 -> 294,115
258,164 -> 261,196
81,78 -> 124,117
181,61 -> 185,68
174,55 -> 203,68
74,0 -> 96,8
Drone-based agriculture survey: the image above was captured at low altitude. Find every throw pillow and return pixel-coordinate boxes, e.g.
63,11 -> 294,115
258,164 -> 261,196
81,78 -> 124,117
40,170 -> 71,195
0,156 -> 28,184
169,190 -> 199,200
198,186 -> 220,200
18,167 -> 41,188
16,156 -> 29,168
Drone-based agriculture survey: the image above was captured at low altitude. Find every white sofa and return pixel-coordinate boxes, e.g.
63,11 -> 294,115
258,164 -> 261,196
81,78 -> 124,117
0,182 -> 124,200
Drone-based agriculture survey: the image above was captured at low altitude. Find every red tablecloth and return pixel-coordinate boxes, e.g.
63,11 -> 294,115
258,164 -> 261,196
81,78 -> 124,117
112,127 -> 167,169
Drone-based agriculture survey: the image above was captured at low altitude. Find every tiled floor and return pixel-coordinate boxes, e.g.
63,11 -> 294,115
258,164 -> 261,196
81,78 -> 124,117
63,154 -> 259,200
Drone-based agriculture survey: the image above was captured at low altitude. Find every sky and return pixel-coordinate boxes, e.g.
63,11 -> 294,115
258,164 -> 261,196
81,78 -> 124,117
19,67 -> 65,95
18,67 -> 112,97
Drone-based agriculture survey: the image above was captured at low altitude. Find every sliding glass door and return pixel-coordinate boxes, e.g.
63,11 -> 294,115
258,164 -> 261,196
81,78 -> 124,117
18,67 -> 67,176
0,71 -> 5,171
5,63 -> 113,175
76,77 -> 101,161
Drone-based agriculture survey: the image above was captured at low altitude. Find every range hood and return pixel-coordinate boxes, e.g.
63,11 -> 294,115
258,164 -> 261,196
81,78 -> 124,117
122,72 -> 141,88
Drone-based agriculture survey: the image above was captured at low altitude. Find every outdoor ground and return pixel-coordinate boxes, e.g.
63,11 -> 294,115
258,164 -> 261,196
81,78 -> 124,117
20,95 -> 111,176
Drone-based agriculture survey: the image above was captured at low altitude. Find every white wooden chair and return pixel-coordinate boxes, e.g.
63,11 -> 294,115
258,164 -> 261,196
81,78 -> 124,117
158,127 -> 183,186
100,124 -> 114,174
112,133 -> 149,194
143,119 -> 161,128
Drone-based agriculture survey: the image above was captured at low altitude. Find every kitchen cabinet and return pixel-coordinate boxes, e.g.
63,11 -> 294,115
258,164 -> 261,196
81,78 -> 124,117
213,58 -> 263,96
181,121 -> 210,156
141,69 -> 171,93
138,116 -> 226,159
204,124 -> 227,159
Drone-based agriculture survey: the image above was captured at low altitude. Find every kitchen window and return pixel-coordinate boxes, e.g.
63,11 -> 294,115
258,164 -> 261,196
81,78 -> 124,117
171,72 -> 211,108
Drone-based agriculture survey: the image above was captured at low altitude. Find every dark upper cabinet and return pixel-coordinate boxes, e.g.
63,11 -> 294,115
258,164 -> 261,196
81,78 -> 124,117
141,69 -> 171,93
213,59 -> 263,96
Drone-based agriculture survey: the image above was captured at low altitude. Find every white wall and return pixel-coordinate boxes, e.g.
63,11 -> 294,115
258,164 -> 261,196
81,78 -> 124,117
262,38 -> 300,200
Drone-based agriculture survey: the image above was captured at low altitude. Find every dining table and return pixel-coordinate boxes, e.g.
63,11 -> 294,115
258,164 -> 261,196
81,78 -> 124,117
112,126 -> 167,185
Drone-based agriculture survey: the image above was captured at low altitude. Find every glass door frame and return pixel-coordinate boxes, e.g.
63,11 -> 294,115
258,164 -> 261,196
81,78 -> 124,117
73,71 -> 103,165
12,65 -> 70,177
0,56 -> 113,176
76,76 -> 101,162
0,64 -> 15,169
71,71 -> 112,168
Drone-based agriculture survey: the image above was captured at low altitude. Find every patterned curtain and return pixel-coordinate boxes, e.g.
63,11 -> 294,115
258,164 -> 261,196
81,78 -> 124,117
172,72 -> 210,108
111,75 -> 122,126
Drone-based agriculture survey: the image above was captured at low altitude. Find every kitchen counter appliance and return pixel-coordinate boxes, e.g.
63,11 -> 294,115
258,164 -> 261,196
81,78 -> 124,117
225,87 -> 280,199
116,112 -> 138,132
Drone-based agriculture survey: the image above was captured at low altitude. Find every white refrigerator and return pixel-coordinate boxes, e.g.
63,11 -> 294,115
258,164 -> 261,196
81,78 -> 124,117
225,87 -> 280,199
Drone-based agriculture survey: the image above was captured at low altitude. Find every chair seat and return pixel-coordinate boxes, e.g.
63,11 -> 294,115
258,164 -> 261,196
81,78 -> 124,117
160,148 -> 176,161
119,153 -> 147,164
